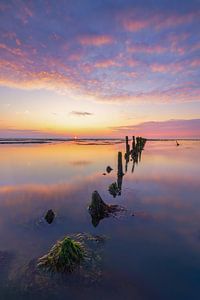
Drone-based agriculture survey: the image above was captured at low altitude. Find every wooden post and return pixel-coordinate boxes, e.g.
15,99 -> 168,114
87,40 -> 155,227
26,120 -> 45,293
125,136 -> 129,154
132,136 -> 135,149
136,136 -> 140,150
117,151 -> 123,176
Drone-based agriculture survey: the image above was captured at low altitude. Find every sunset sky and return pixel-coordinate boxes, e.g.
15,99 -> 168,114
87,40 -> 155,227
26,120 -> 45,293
0,0 -> 200,138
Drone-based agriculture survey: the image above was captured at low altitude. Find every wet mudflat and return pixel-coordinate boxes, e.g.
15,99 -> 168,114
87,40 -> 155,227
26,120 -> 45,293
0,140 -> 200,300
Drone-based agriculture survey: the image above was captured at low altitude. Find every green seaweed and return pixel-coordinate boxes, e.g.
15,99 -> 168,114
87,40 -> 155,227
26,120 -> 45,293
37,237 -> 85,273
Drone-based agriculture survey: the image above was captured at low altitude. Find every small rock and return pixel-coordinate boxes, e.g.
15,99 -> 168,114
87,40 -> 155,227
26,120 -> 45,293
45,209 -> 55,224
106,166 -> 113,173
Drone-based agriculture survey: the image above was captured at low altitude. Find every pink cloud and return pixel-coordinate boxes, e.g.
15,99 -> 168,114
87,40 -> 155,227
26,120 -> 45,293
0,65 -> 77,93
150,62 -> 183,73
123,19 -> 148,32
127,33 -> 191,56
0,43 -> 26,58
128,43 -> 184,55
79,34 -> 114,46
190,58 -> 200,68
94,59 -> 120,68
110,119 -> 200,139
126,58 -> 139,67
154,12 -> 198,30
18,3 -> 34,24
68,52 -> 83,61
122,11 -> 199,32
101,83 -> 200,104
150,58 -> 200,74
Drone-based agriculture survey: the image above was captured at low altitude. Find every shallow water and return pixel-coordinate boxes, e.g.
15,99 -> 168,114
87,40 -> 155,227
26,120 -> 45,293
0,140 -> 200,300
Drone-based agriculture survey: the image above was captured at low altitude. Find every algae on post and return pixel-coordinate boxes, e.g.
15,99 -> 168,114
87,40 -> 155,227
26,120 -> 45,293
108,182 -> 120,198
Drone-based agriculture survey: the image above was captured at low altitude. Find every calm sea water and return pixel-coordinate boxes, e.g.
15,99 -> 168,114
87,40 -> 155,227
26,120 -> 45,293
0,140 -> 200,300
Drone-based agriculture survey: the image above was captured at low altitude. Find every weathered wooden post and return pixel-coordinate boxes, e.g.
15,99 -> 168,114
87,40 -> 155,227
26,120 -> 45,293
117,151 -> 123,176
125,136 -> 130,172
132,136 -> 135,150
125,136 -> 130,154
136,136 -> 141,151
136,136 -> 139,147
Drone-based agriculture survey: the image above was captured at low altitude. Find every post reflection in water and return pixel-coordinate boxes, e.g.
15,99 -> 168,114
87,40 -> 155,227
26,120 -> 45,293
108,136 -> 146,200
0,140 -> 200,300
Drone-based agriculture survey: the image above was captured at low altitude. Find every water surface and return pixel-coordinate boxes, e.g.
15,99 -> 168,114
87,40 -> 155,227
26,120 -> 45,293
0,140 -> 200,300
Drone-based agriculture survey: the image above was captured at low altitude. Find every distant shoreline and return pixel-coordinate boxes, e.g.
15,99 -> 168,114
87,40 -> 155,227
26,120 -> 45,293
147,138 -> 200,141
0,138 -> 124,145
0,138 -> 199,145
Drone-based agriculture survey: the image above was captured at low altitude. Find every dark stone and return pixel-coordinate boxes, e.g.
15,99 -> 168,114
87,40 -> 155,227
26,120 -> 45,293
45,209 -> 55,224
106,166 -> 113,173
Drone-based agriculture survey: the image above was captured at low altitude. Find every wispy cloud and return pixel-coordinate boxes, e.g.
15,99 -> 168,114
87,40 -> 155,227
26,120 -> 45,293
70,111 -> 93,116
122,11 -> 199,32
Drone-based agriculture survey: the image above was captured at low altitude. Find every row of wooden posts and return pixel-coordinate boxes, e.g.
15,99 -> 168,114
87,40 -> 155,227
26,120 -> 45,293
126,136 -> 147,154
106,136 -> 147,199
118,136 -> 147,176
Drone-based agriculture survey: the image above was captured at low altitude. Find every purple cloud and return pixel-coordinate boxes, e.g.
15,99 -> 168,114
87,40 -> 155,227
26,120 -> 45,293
110,119 -> 200,138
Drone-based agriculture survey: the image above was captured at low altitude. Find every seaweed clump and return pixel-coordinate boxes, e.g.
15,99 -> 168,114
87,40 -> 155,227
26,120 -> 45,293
8,233 -> 106,294
37,237 -> 85,273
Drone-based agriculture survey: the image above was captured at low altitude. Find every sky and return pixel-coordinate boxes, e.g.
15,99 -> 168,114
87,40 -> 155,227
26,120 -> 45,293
0,0 -> 200,138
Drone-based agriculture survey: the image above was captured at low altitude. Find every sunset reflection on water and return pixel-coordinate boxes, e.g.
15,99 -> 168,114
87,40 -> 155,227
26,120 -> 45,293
0,140 -> 200,300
